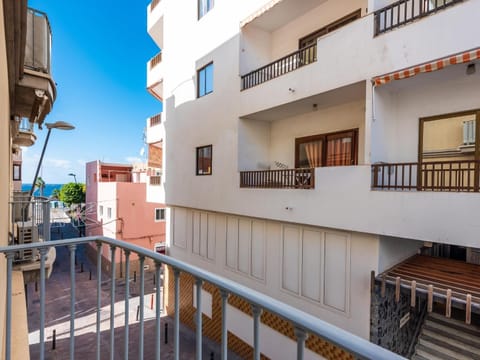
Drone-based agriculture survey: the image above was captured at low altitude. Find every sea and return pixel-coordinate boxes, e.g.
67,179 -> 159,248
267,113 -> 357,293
21,183 -> 64,198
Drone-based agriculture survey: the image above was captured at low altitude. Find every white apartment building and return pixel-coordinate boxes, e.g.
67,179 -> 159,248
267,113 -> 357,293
146,0 -> 480,358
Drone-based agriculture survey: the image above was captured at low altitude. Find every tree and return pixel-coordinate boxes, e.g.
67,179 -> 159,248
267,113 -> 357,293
59,182 -> 85,206
35,177 -> 46,197
51,188 -> 61,200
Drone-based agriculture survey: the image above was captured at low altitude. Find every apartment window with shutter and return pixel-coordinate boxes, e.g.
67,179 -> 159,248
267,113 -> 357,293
107,207 -> 112,219
99,205 -> 104,217
155,208 -> 166,221
196,145 -> 212,175
197,63 -> 213,97
198,0 -> 214,19
13,164 -> 21,181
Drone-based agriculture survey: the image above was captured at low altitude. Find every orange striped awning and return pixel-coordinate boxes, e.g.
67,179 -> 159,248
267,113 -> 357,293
372,47 -> 480,86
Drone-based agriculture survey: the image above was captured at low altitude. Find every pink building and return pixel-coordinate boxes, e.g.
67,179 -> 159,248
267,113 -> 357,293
85,160 -> 165,274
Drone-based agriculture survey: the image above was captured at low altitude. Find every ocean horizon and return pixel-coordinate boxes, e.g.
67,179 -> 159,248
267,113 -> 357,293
21,183 -> 64,198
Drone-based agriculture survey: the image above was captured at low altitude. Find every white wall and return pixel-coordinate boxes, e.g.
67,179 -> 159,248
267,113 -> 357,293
238,119 -> 271,171
378,236 -> 422,273
170,207 -> 380,338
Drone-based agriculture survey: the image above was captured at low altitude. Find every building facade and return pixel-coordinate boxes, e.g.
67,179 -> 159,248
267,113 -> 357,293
147,0 -> 480,357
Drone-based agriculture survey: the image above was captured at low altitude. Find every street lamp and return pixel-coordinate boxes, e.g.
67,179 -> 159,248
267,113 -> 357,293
29,121 -> 75,197
68,173 -> 77,183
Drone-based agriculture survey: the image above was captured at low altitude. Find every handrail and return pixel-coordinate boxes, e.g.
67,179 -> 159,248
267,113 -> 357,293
374,0 -> 463,36
241,44 -> 317,90
371,160 -> 480,191
240,168 -> 315,189
0,236 -> 405,360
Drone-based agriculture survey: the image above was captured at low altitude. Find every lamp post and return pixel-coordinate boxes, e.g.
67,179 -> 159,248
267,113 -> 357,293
29,121 -> 75,197
68,173 -> 77,184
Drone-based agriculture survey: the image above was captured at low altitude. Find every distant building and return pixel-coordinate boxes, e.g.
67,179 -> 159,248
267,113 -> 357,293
85,160 -> 166,274
147,0 -> 480,358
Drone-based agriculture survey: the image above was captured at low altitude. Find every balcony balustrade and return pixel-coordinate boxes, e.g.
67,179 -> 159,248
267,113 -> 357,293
371,160 -> 480,191
149,113 -> 162,127
240,168 -> 315,189
149,52 -> 162,70
241,44 -> 317,90
374,0 -> 463,36
0,236 -> 404,360
149,175 -> 162,186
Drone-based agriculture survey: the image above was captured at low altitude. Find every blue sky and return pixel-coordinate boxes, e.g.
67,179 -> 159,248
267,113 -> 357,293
23,0 -> 161,184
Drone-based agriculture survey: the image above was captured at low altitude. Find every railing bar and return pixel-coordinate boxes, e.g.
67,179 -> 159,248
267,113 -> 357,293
110,246 -> 116,360
124,250 -> 130,360
294,328 -> 307,360
252,305 -> 262,360
96,242 -> 102,360
69,244 -> 77,360
174,269 -> 180,360
220,290 -> 229,360
39,248 -> 48,360
139,256 -> 145,360
5,253 -> 13,360
155,262 -> 162,360
195,278 -> 203,360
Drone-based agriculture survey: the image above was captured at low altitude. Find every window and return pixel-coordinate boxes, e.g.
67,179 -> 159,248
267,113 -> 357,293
155,208 -> 166,221
107,207 -> 112,219
295,129 -> 358,168
99,205 -> 104,217
198,0 -> 214,19
299,10 -> 361,49
13,163 -> 21,181
196,145 -> 212,175
197,63 -> 213,97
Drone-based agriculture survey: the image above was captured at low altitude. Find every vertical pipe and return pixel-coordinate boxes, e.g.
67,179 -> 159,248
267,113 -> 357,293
252,305 -> 262,360
174,269 -> 180,360
96,242 -> 102,360
195,279 -> 203,360
294,328 -> 307,360
39,247 -> 48,360
155,262 -> 162,360
69,244 -> 77,360
124,250 -> 130,360
220,290 -> 229,360
110,246 -> 116,360
139,256 -> 145,360
5,252 -> 14,360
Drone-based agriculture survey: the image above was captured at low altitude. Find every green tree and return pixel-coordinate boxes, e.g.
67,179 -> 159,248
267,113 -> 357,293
51,188 -> 61,200
35,177 -> 46,197
59,182 -> 86,206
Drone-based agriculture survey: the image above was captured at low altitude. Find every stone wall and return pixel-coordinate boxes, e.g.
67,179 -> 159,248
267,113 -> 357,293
370,279 -> 427,356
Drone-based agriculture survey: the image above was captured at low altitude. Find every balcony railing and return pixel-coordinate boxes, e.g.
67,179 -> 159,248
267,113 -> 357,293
371,160 -> 480,191
151,0 -> 161,11
374,0 -> 463,36
25,8 -> 52,74
149,113 -> 162,127
149,175 -> 162,185
149,52 -> 162,70
241,44 -> 317,90
0,237 -> 405,360
9,194 -> 50,262
240,168 -> 315,189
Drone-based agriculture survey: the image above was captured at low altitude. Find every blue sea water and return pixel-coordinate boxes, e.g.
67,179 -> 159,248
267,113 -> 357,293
21,183 -> 64,198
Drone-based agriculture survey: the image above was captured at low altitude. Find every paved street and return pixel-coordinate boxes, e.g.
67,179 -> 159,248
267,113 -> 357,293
26,222 -> 239,359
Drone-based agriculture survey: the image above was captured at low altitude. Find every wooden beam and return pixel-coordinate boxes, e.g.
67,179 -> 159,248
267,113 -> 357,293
427,285 -> 433,313
411,280 -> 416,307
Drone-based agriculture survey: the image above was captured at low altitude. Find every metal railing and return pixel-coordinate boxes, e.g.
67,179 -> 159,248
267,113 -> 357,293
149,52 -> 162,70
18,117 -> 34,132
371,160 -> 480,191
240,168 -> 315,189
9,194 -> 50,262
149,113 -> 162,127
241,44 -> 317,90
149,175 -> 162,186
0,236 -> 405,360
25,8 -> 52,74
374,0 -> 463,36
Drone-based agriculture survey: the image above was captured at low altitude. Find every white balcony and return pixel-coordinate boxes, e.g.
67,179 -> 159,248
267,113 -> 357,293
147,0 -> 164,48
147,53 -> 164,101
146,113 -> 164,144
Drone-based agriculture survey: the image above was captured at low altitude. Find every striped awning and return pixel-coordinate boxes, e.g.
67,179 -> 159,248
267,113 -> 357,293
240,0 -> 284,28
372,47 -> 480,86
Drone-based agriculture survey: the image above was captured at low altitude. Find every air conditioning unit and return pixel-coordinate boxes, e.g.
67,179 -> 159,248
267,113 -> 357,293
463,120 -> 475,145
14,221 -> 39,262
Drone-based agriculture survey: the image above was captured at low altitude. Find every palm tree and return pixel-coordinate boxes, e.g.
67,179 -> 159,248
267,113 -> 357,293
35,177 -> 46,197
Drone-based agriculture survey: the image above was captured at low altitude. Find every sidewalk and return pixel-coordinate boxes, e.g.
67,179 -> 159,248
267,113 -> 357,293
27,223 -> 241,359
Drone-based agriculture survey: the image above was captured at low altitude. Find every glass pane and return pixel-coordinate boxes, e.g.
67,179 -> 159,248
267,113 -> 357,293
198,69 -> 206,97
326,135 -> 352,166
205,64 -> 213,94
299,140 -> 322,168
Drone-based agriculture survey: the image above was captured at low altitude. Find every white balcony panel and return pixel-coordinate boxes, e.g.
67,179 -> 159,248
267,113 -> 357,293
146,117 -> 164,145
147,58 -> 164,101
145,180 -> 165,204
